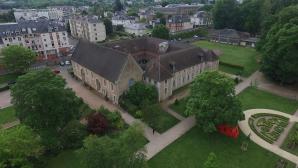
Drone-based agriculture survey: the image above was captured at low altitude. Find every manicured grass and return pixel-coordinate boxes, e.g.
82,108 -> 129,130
281,123 -> 298,156
0,73 -> 18,85
46,150 -> 82,168
0,106 -> 17,125
193,41 -> 260,77
169,97 -> 189,117
148,127 -> 296,168
142,105 -> 179,133
238,87 -> 298,114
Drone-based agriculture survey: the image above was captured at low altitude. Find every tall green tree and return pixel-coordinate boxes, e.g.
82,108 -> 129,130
212,0 -> 240,29
103,18 -> 113,35
79,123 -> 147,168
0,125 -> 43,168
2,45 -> 36,74
152,25 -> 170,40
186,71 -> 243,133
203,152 -> 218,168
260,5 -> 298,84
11,69 -> 81,149
114,0 -> 123,12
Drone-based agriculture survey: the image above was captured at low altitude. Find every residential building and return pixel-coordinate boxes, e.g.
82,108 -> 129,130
190,11 -> 212,27
209,29 -> 258,47
111,15 -> 136,26
154,4 -> 200,16
0,19 -> 71,61
124,23 -> 148,36
71,37 -> 219,104
166,15 -> 193,33
69,15 -> 106,42
14,8 -> 66,21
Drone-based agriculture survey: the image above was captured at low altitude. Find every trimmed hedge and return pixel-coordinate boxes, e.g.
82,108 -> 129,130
170,28 -> 208,40
0,83 -> 9,92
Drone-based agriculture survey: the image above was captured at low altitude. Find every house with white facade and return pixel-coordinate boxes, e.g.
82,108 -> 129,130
0,20 -> 71,61
190,11 -> 212,27
124,23 -> 148,36
14,8 -> 66,21
69,15 -> 106,42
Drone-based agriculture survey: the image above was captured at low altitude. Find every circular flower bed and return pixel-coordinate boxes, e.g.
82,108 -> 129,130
248,113 -> 289,144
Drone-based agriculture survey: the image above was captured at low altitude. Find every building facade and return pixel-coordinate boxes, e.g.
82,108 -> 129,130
14,8 -> 65,21
166,15 -> 193,33
190,11 -> 212,27
0,20 -> 71,61
69,16 -> 106,42
124,23 -> 148,36
71,37 -> 219,103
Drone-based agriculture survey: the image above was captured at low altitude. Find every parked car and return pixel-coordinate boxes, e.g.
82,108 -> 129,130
53,70 -> 60,74
65,60 -> 71,65
60,61 -> 65,66
193,35 -> 198,38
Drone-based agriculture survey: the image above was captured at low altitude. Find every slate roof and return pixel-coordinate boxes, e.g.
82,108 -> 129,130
72,37 -> 219,82
0,19 -> 65,37
145,46 -> 218,81
71,40 -> 128,82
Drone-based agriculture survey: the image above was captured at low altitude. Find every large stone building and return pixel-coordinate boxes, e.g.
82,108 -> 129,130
0,19 -> 71,61
166,15 -> 193,33
69,16 -> 106,43
71,37 -> 218,104
154,4 -> 200,16
14,8 -> 66,21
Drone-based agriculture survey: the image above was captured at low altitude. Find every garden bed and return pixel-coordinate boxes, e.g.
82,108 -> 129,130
249,113 -> 289,144
281,123 -> 298,156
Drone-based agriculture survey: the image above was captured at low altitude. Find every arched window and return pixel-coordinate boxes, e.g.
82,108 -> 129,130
96,79 -> 101,91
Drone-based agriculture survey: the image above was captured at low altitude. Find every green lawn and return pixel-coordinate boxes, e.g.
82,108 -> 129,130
148,127 -> 296,168
281,123 -> 298,156
0,106 -> 17,125
193,41 -> 261,77
169,97 -> 189,117
238,87 -> 298,114
142,104 -> 179,133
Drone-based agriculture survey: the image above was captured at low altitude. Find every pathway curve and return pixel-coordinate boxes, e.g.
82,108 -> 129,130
0,90 -> 11,108
239,109 -> 298,164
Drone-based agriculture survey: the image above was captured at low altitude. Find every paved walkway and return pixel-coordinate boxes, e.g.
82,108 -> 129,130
239,109 -> 298,164
1,120 -> 20,130
0,90 -> 11,108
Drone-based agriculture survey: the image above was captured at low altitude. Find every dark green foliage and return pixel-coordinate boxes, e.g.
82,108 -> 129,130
0,125 -> 43,168
115,25 -> 124,32
119,82 -> 158,110
114,0 -> 123,12
11,69 -> 81,151
60,120 -> 88,149
2,45 -> 36,74
98,107 -> 126,130
79,124 -> 147,168
0,10 -> 15,23
152,25 -> 170,40
103,18 -> 113,35
186,71 -> 243,133
260,5 -> 298,84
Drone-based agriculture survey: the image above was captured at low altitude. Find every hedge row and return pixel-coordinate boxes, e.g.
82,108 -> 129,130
170,28 -> 208,40
0,84 -> 9,92
251,113 -> 289,122
249,118 -> 274,144
219,61 -> 245,71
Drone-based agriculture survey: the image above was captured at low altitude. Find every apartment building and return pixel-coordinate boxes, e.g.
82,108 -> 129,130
0,20 -> 71,61
14,8 -> 66,21
166,15 -> 193,33
69,16 -> 106,42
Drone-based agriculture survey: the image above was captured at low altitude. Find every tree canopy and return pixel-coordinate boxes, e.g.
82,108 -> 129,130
79,123 -> 147,168
152,25 -> 170,40
186,71 -> 243,133
103,18 -> 113,35
260,5 -> 298,84
0,125 -> 43,168
2,45 -> 36,74
114,0 -> 124,12
11,69 -> 81,148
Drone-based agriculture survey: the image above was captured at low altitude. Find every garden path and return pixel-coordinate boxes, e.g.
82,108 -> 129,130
239,109 -> 298,164
0,90 -> 11,108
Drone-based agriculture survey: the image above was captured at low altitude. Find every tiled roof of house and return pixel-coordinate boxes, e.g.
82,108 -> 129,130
71,40 -> 128,82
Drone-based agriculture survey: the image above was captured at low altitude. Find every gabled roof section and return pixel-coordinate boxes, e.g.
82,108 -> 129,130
71,40 -> 128,82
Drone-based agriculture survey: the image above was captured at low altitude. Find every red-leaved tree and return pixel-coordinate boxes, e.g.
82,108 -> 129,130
87,112 -> 109,135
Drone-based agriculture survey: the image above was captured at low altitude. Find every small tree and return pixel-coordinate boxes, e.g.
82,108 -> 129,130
152,25 -> 170,40
186,71 -> 243,133
203,153 -> 218,168
0,125 -> 43,168
2,45 -> 36,74
60,120 -> 88,149
87,112 -> 109,135
114,0 -> 123,12
103,18 -> 113,35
